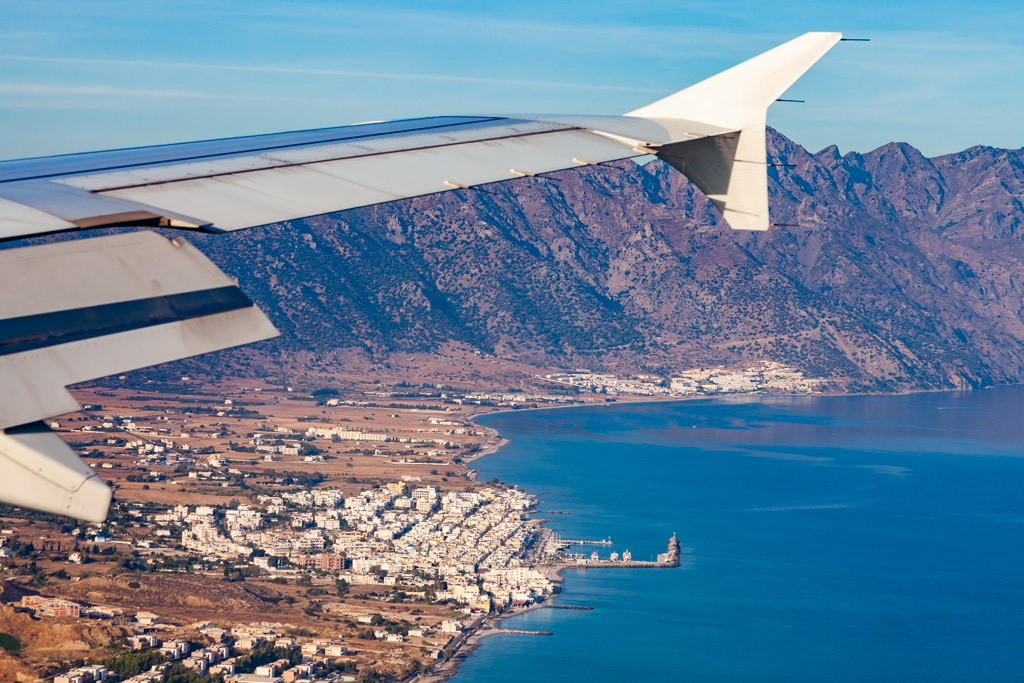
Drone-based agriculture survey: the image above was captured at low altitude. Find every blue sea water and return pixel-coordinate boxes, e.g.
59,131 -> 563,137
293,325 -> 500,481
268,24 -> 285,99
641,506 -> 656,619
456,387 -> 1024,682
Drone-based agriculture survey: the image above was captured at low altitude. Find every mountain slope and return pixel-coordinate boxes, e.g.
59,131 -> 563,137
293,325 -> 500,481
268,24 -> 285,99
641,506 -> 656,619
183,130 -> 1024,392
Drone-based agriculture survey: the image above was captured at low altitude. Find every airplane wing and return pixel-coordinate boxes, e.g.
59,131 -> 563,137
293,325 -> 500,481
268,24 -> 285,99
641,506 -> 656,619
0,232 -> 278,520
0,32 -> 842,521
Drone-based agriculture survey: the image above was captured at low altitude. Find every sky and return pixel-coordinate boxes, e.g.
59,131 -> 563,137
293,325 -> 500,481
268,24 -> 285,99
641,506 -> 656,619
1,0 -> 1022,160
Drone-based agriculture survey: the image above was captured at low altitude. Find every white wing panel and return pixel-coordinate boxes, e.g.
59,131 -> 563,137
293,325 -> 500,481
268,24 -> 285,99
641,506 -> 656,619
0,230 -> 234,318
58,119 -> 567,193
0,425 -> 112,522
0,197 -> 75,239
0,306 -> 276,430
102,129 -> 636,231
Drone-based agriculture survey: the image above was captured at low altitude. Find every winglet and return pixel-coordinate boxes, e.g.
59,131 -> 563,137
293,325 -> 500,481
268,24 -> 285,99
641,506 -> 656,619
628,32 -> 842,230
627,32 -> 843,129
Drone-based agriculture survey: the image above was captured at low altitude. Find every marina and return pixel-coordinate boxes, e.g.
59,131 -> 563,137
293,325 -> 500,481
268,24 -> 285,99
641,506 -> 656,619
559,534 -> 681,569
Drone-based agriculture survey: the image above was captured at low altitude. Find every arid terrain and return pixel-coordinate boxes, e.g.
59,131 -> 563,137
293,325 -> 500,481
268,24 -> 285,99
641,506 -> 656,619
0,373 -> 636,682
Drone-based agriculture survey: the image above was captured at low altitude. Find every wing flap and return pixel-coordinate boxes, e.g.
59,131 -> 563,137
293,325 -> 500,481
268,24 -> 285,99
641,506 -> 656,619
0,423 -> 112,522
0,197 -> 76,239
0,180 -> 209,235
0,306 -> 277,430
0,231 -> 279,429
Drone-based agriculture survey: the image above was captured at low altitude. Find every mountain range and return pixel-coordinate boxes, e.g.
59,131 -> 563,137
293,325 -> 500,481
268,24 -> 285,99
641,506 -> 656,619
180,129 -> 1024,392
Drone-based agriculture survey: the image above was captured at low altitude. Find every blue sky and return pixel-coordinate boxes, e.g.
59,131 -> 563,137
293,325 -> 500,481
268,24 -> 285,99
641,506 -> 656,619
1,1 -> 1021,159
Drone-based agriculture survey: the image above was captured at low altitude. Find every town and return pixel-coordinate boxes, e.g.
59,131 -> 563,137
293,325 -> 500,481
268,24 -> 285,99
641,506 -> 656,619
0,372 -> 689,683
17,476 -> 554,683
0,362 -> 796,682
542,361 -> 822,396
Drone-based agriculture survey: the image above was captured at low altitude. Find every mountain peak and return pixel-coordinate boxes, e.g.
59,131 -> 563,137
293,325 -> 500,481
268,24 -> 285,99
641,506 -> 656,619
814,144 -> 842,163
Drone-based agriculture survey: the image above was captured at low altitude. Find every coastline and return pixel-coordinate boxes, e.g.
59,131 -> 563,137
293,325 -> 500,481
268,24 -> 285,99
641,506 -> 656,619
432,384 -> 997,681
462,382 -> 992,441
460,394 -> 714,464
426,398 -> 697,681
415,566 -> 570,683
415,403 -> 584,683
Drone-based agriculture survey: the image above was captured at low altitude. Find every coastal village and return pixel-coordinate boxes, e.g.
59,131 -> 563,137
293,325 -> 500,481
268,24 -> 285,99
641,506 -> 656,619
543,361 -> 821,397
0,364 -> 803,682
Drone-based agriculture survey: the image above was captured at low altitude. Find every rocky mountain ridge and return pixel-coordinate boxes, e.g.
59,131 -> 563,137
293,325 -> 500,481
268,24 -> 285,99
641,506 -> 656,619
182,129 -> 1024,392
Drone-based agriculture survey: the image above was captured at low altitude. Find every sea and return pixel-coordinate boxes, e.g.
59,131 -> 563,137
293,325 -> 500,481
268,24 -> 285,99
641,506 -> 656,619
455,386 -> 1024,682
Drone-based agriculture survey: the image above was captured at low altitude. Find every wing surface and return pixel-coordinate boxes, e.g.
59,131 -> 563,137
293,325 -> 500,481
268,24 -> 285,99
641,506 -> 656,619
0,231 -> 278,520
0,115 -> 714,236
0,32 -> 841,239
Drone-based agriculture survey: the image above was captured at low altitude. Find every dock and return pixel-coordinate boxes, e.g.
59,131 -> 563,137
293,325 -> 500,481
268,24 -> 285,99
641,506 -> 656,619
559,537 -> 614,546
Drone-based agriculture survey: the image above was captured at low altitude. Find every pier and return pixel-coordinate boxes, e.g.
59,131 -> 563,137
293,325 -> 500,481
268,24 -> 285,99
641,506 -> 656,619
551,533 -> 614,547
560,533 -> 680,569
567,560 -> 674,569
499,629 -> 553,636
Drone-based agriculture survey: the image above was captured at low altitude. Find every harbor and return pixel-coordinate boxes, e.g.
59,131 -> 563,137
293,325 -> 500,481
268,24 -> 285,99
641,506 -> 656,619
540,531 -> 681,570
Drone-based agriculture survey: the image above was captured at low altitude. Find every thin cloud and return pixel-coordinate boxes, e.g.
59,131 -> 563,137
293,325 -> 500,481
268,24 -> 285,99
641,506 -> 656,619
0,81 -> 360,110
0,82 -> 226,99
233,6 -> 774,61
0,54 -> 664,94
229,1 -> 766,45
0,31 -> 61,39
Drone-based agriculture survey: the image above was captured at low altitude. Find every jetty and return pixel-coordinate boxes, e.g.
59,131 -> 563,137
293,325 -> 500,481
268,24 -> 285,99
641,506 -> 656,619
552,533 -> 614,547
561,533 -> 680,569
560,537 -> 613,546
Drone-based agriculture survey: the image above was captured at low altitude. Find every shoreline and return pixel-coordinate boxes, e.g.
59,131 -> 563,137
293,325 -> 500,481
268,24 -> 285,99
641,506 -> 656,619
431,384 -> 998,681
465,382 -> 999,425
425,398 -> 697,681
459,393 -> 712,464
415,567 -> 571,683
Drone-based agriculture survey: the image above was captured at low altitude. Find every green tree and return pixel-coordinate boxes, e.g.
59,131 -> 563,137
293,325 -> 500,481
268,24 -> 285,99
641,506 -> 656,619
0,632 -> 21,654
102,650 -> 166,677
356,667 -> 388,683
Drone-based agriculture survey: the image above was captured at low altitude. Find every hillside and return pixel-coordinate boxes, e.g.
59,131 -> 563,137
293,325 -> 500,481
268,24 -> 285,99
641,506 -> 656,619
166,130 -> 1024,392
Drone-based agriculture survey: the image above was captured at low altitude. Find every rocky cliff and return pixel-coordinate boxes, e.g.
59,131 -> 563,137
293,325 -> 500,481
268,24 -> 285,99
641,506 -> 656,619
182,130 -> 1024,392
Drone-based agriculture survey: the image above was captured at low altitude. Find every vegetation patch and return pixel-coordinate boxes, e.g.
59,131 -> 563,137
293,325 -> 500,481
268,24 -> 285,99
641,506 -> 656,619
0,632 -> 22,653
